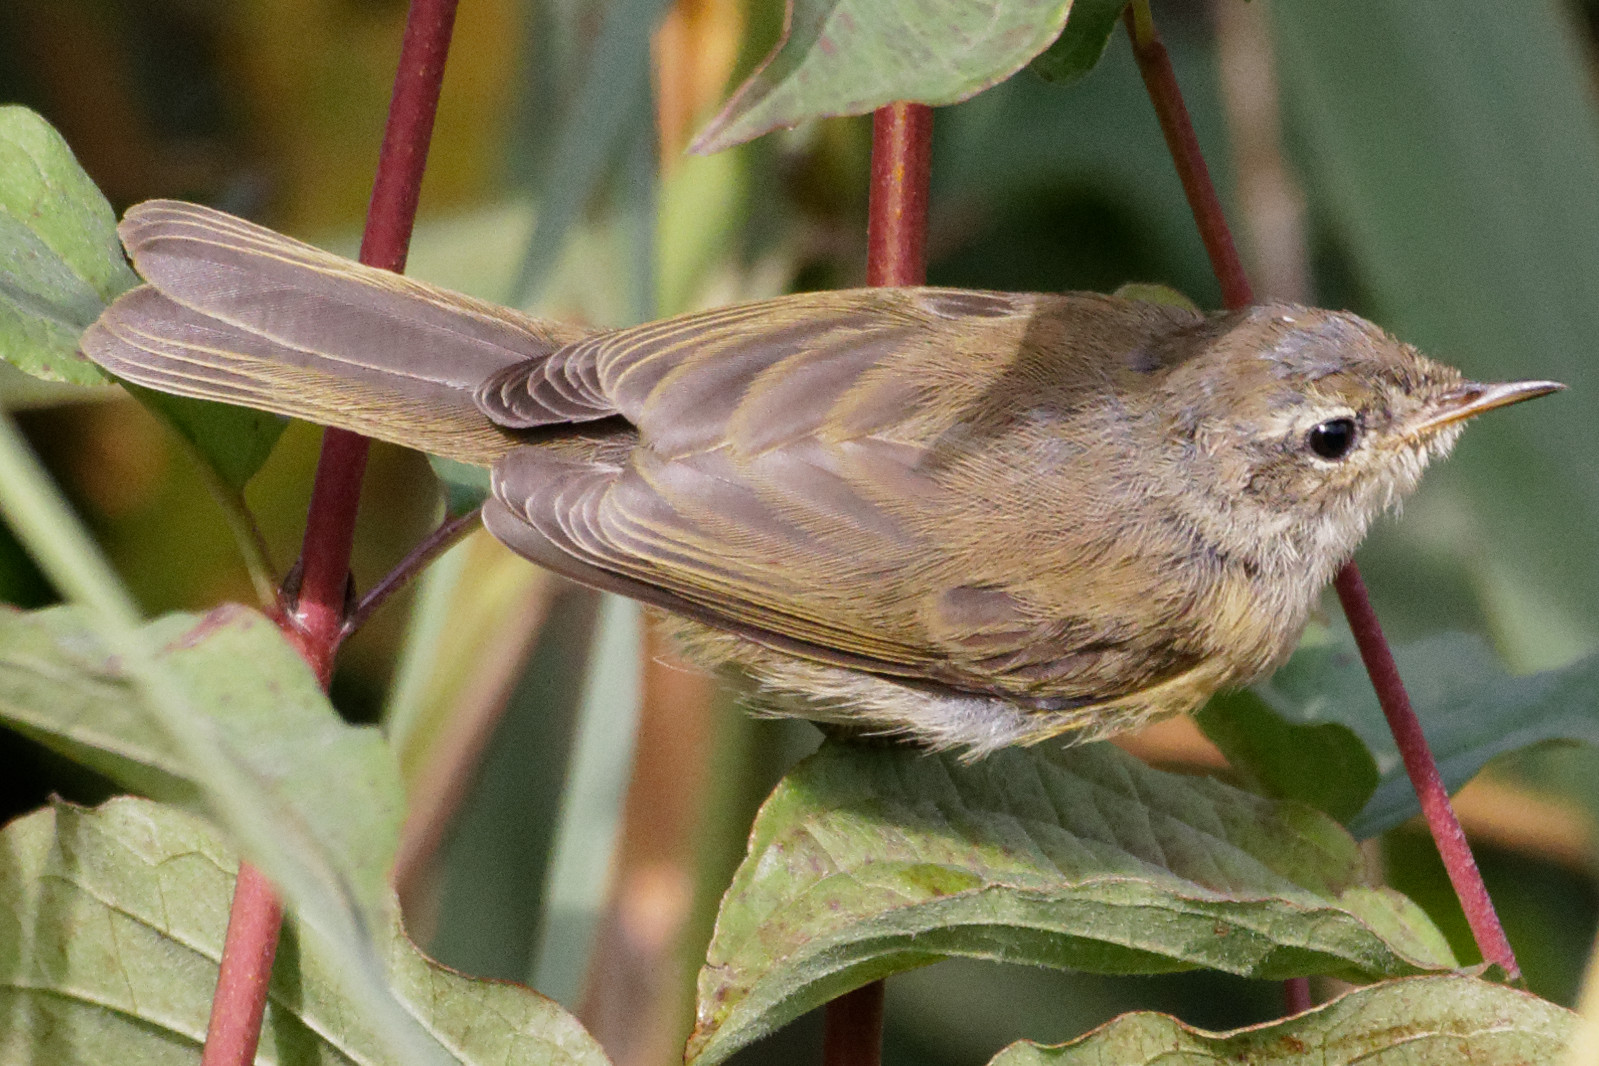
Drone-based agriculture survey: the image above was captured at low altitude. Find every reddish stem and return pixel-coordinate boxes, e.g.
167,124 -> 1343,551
1334,566 -> 1518,977
1123,8 -> 1253,310
199,865 -> 284,1066
1122,3 -> 1518,981
820,99 -> 933,1066
1281,976 -> 1312,1016
289,428 -> 370,685
822,981 -> 886,1066
343,506 -> 481,639
201,2 -> 461,1063
867,103 -> 933,287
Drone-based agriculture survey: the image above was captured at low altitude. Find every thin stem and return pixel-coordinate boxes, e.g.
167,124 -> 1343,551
1123,1 -> 1518,981
822,98 -> 934,1066
1282,977 -> 1312,1016
866,102 -> 933,287
201,2 -> 461,1064
1333,566 -> 1519,977
1124,1 -> 1253,310
289,429 -> 369,685
822,982 -> 885,1066
344,506 -> 481,639
200,865 -> 283,1066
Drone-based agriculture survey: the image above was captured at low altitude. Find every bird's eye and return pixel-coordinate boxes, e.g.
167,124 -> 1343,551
1306,417 -> 1359,460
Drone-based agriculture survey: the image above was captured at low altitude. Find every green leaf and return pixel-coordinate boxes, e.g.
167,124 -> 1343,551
125,382 -> 287,493
1196,692 -> 1380,824
1028,0 -> 1128,86
0,602 -> 462,1065
428,453 -> 492,515
0,796 -> 611,1066
0,604 -> 399,923
686,740 -> 1455,1065
0,106 -> 134,386
509,0 -> 672,305
1270,0 -> 1599,670
1237,626 -> 1599,839
989,974 -> 1573,1065
692,0 -> 1076,154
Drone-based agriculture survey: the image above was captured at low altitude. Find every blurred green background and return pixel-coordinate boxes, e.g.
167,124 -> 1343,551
3,0 -> 1599,1062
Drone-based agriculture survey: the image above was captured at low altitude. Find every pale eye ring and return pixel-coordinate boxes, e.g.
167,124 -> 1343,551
1306,417 -> 1359,460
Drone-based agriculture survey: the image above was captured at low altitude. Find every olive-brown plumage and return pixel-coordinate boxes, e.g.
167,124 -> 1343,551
81,201 -> 1561,755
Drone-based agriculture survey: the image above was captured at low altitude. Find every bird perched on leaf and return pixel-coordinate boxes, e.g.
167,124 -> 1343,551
81,201 -> 1561,756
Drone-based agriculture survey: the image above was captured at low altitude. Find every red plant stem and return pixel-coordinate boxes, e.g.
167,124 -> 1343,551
1122,3 -> 1519,981
343,506 -> 482,638
821,99 -> 933,1066
822,981 -> 886,1066
1282,976 -> 1312,1015
200,3 -> 461,1064
1334,566 -> 1519,977
866,103 -> 933,287
1123,6 -> 1252,310
290,428 -> 371,685
289,0 -> 461,678
200,865 -> 283,1066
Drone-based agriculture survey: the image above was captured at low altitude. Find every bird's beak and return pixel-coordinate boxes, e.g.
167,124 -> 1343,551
1406,379 -> 1566,438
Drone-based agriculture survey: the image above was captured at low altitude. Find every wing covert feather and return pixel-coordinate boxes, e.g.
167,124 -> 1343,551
487,287 -> 1219,701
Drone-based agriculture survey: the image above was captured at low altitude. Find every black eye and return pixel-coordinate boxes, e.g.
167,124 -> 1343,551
1307,417 -> 1359,460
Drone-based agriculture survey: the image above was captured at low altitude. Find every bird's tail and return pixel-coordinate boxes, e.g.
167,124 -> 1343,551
80,200 -> 593,465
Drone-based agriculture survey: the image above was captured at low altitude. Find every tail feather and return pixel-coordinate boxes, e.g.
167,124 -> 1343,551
80,200 -> 595,465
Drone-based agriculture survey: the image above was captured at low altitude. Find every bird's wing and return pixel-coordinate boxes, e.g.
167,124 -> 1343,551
487,287 -> 1210,700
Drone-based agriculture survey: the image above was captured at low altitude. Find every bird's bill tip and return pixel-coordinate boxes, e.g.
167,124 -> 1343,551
1408,379 -> 1565,436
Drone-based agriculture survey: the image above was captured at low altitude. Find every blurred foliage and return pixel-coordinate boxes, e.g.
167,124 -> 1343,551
3,0 -> 1599,1063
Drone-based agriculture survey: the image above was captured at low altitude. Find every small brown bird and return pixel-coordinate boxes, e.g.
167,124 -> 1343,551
82,201 -> 1561,755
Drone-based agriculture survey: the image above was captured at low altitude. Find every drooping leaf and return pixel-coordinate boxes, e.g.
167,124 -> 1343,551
0,602 -> 458,1065
1028,0 -> 1128,86
1196,691 -> 1380,824
686,739 -> 1455,1066
0,604 -> 399,923
0,106 -> 131,386
990,974 -> 1573,1065
0,796 -> 611,1066
1221,625 -> 1599,838
692,0 -> 1077,154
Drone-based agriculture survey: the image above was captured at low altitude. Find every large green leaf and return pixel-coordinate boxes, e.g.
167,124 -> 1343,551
0,602 -> 458,1065
1205,625 -> 1599,838
0,106 -> 128,386
686,740 -> 1455,1065
0,796 -> 610,1066
693,0 -> 1076,154
0,603 -> 400,924
990,974 -> 1573,1065
1195,690 -> 1380,825
1270,0 -> 1599,671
